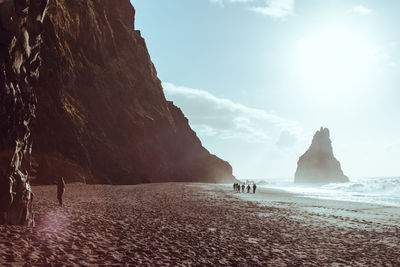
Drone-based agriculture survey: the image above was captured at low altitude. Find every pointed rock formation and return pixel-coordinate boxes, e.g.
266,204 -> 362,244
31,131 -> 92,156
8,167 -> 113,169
295,127 -> 349,184
0,0 -> 49,225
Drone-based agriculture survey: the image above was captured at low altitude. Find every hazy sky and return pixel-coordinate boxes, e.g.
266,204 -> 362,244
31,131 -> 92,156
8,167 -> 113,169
131,0 -> 400,180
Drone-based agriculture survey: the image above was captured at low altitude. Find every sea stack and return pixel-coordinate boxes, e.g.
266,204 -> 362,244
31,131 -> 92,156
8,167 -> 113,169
295,127 -> 349,184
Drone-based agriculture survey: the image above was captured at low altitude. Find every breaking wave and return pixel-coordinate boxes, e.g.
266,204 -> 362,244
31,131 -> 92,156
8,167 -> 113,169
322,177 -> 400,196
260,177 -> 400,207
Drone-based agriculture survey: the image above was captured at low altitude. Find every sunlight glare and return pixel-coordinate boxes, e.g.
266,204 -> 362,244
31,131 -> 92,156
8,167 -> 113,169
292,25 -> 379,102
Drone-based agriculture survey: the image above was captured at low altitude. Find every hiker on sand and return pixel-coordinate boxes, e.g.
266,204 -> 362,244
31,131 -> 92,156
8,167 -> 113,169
241,184 -> 245,193
247,184 -> 250,193
56,176 -> 66,206
253,184 -> 257,194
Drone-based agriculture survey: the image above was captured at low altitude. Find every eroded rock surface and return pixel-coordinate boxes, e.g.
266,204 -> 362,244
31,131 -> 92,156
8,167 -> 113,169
295,127 -> 349,184
0,0 -> 235,193
33,0 -> 235,184
0,0 -> 49,225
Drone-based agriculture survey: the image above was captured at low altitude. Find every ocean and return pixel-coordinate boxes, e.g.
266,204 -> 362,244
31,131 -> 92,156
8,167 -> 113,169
258,177 -> 400,207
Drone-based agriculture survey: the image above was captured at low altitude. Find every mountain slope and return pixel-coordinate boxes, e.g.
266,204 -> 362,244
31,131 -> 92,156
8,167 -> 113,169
31,0 -> 235,184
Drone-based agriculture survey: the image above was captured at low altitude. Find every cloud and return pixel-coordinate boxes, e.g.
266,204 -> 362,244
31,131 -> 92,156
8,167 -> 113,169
385,142 -> 400,154
377,41 -> 400,68
250,0 -> 295,18
163,82 -> 302,145
390,41 -> 400,47
209,0 -> 256,7
210,0 -> 295,18
351,5 -> 372,15
276,130 -> 298,149
210,0 -> 256,4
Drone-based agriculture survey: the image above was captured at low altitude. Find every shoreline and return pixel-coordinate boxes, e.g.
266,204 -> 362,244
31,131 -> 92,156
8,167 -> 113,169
215,184 -> 400,226
1,183 -> 399,265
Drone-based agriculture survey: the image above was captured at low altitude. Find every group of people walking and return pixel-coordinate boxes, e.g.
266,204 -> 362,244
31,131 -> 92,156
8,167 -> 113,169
233,183 -> 256,193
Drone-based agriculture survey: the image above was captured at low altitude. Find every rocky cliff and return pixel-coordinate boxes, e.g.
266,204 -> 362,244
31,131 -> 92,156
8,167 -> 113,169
295,127 -> 349,184
0,0 -> 49,225
25,0 -> 235,184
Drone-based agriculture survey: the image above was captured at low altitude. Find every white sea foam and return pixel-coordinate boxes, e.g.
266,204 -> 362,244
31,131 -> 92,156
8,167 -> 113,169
258,177 -> 400,207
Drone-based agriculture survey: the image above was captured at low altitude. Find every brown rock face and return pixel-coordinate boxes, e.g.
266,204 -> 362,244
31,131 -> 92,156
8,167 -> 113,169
0,0 -> 49,225
28,0 -> 235,184
295,127 -> 349,184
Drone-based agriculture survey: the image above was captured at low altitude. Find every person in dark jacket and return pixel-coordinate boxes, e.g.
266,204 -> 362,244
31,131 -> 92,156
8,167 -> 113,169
247,184 -> 251,193
56,176 -> 66,206
253,183 -> 257,194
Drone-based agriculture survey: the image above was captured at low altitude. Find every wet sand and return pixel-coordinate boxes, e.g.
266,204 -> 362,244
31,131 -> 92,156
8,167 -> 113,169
0,183 -> 399,266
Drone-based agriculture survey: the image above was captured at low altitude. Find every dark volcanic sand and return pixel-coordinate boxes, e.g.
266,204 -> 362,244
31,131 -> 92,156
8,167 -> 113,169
0,183 -> 399,266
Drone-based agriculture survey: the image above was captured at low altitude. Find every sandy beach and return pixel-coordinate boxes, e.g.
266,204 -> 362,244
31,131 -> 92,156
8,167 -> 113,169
0,183 -> 399,266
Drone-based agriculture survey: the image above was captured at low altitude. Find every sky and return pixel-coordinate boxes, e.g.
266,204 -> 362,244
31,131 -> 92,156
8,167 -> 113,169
131,0 -> 400,180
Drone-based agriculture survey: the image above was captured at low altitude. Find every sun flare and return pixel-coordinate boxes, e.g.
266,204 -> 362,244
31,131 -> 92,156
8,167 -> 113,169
292,25 -> 379,101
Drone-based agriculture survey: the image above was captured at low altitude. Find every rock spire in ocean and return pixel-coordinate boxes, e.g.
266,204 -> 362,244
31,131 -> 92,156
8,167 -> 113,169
294,127 -> 349,183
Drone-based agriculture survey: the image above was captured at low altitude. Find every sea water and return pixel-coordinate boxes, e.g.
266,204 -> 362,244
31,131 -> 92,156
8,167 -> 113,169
258,177 -> 400,207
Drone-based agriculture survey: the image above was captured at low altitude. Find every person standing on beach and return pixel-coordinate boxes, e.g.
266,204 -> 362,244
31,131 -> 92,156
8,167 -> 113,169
241,184 -> 245,193
247,184 -> 250,193
56,176 -> 66,206
253,184 -> 257,194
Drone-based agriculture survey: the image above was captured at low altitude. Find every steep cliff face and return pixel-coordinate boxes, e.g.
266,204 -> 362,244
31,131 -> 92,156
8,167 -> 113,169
0,0 -> 49,225
295,127 -> 349,184
28,0 -> 235,184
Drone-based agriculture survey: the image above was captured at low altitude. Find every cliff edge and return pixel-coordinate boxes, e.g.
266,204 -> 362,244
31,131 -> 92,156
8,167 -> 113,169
1,0 -> 235,185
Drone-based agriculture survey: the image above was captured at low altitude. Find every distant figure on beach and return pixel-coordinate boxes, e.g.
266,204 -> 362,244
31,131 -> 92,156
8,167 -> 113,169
247,184 -> 250,193
253,184 -> 257,194
241,184 -> 245,193
56,176 -> 66,206
233,183 -> 236,191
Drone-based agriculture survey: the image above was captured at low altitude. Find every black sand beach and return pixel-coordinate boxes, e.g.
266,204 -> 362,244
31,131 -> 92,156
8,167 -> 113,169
0,183 -> 399,266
